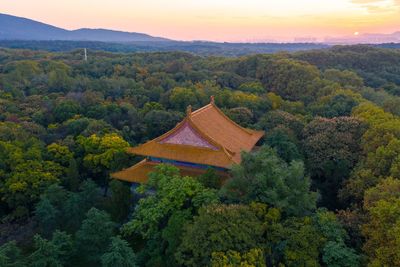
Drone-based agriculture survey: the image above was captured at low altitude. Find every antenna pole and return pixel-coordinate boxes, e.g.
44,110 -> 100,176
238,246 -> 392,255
84,48 -> 87,62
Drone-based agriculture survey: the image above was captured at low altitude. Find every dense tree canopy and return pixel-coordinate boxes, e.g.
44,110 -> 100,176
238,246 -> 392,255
1,45 -> 400,266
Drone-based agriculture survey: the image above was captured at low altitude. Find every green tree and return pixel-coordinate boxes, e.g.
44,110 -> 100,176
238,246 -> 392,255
77,133 -> 130,191
101,236 -> 137,267
257,110 -> 304,138
123,165 -> 219,265
62,180 -> 101,233
143,110 -> 182,139
310,90 -> 361,118
211,248 -> 265,267
28,232 -> 72,267
220,147 -> 317,216
322,241 -> 360,267
3,60 -> 41,96
323,69 -> 364,88
257,58 -> 320,102
197,168 -> 221,189
3,160 -> 63,218
169,87 -> 198,111
124,164 -> 219,238
225,107 -> 254,127
53,100 -> 81,123
282,217 -> 324,267
238,81 -> 265,94
75,208 -> 115,265
0,241 -> 25,267
141,101 -> 164,115
342,103 -> 400,204
303,116 -> 365,209
35,197 -> 58,238
65,158 -> 80,191
46,61 -> 73,93
265,126 -> 302,163
314,210 -> 360,267
105,180 -> 132,223
46,143 -> 73,166
176,204 -> 264,267
51,231 -> 74,265
362,178 -> 400,266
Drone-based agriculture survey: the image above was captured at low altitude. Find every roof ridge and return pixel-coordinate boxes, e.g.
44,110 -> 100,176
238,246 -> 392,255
192,101 -> 260,136
191,103 -> 212,115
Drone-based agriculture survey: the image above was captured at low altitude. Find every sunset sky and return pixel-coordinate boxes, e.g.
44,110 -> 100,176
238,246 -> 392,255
0,0 -> 399,42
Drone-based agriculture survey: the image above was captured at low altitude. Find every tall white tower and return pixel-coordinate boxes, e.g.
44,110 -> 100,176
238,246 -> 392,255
84,48 -> 87,62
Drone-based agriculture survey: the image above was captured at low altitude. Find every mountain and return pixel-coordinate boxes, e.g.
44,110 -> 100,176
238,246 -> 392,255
0,13 -> 169,42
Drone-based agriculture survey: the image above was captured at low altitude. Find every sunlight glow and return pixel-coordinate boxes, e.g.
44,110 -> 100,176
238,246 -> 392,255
0,0 -> 399,41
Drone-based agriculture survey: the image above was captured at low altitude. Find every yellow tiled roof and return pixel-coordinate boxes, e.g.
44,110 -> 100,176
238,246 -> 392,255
129,99 -> 264,167
111,159 -> 230,184
191,102 -> 265,155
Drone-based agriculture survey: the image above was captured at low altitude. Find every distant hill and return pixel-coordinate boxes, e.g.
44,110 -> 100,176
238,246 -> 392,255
0,13 -> 169,42
0,13 -> 398,56
0,40 -> 331,56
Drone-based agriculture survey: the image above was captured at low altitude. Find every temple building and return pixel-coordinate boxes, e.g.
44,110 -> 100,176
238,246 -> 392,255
112,97 -> 264,183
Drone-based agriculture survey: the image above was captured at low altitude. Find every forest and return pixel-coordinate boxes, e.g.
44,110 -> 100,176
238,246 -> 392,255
0,45 -> 400,266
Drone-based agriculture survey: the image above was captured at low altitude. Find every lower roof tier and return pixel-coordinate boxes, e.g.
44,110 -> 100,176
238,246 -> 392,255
111,159 -> 230,184
128,141 -> 236,169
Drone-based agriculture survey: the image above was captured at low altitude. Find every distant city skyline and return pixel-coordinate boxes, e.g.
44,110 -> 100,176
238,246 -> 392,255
0,0 -> 399,42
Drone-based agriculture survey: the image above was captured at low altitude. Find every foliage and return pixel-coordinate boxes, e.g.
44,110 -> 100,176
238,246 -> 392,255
265,126 -> 302,163
211,248 -> 265,267
35,197 -> 59,237
2,46 -> 400,266
29,231 -> 73,267
105,180 -> 132,223
0,241 -> 25,267
123,164 -> 219,238
75,208 -> 115,265
122,165 -> 218,265
220,146 -> 317,216
303,116 -> 365,208
362,178 -> 400,266
101,236 -> 137,267
176,204 -> 264,266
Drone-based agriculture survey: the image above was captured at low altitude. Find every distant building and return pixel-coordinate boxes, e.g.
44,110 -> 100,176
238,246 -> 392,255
112,96 -> 264,183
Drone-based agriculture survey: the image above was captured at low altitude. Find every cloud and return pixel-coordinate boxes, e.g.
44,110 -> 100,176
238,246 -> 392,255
351,0 -> 400,13
352,0 -> 399,4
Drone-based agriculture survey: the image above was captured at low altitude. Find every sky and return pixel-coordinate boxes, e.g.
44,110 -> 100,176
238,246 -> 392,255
0,0 -> 399,42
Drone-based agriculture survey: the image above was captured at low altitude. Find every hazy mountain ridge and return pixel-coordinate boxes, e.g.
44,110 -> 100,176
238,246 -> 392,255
326,31 -> 400,44
0,13 -> 398,56
0,13 -> 169,42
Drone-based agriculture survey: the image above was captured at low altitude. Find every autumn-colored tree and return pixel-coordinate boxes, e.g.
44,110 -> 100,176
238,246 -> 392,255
303,116 -> 365,208
77,133 -> 130,191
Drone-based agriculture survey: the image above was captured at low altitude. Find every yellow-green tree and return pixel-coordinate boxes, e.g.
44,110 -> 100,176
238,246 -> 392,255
362,178 -> 400,266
